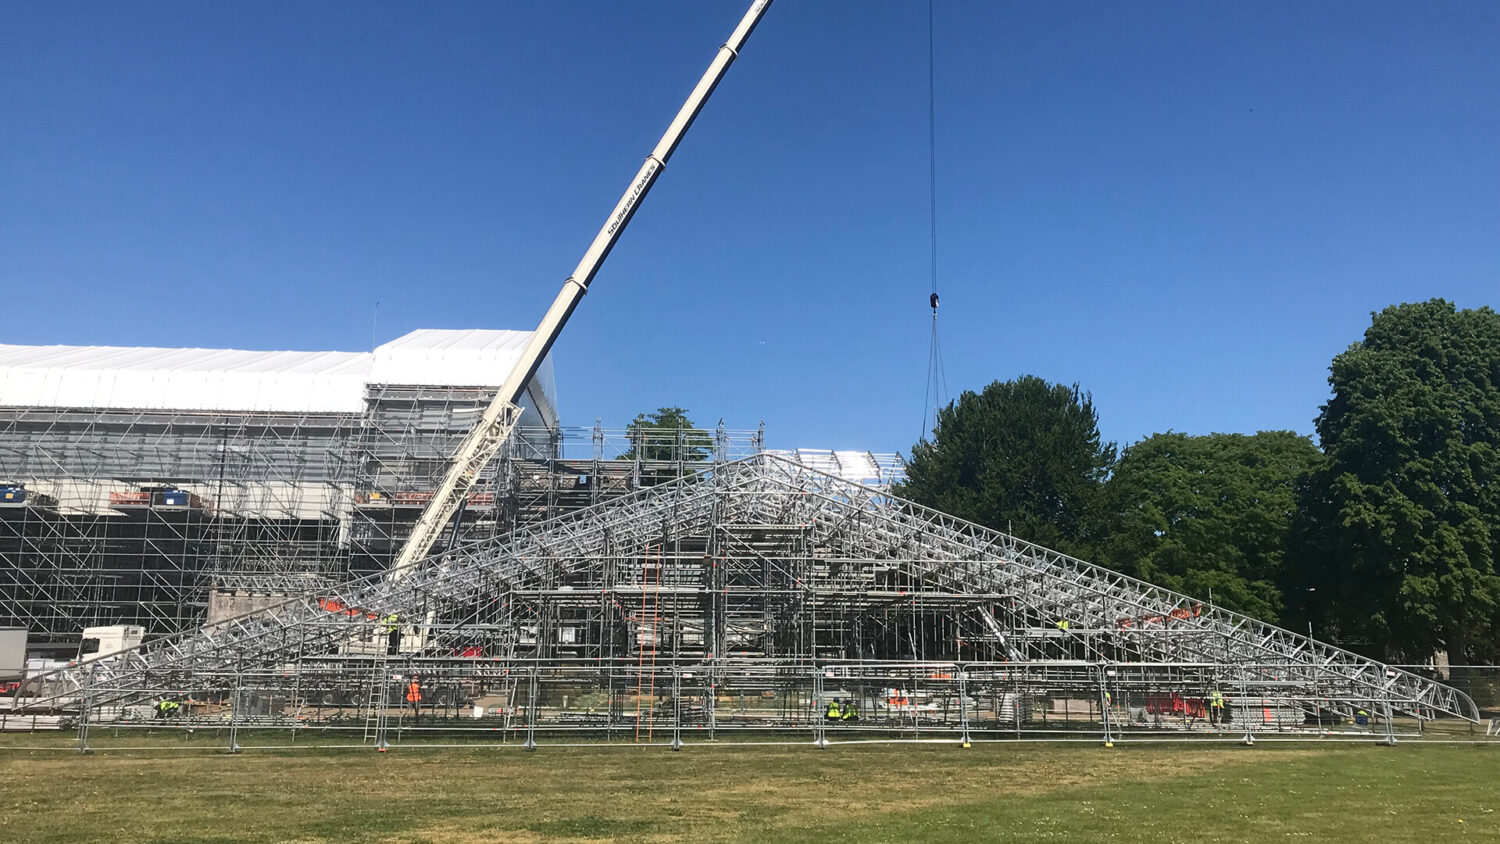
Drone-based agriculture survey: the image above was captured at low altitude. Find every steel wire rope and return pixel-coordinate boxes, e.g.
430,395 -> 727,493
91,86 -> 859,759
919,0 -> 949,443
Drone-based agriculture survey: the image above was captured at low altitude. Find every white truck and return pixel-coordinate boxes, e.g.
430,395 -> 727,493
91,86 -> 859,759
0,628 -> 24,682
77,625 -> 145,662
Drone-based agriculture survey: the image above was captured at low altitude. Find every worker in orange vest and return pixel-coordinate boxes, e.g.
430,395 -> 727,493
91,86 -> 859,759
405,674 -> 422,722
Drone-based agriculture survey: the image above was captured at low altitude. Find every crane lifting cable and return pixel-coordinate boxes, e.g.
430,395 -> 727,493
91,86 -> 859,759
923,292 -> 947,441
920,0 -> 948,442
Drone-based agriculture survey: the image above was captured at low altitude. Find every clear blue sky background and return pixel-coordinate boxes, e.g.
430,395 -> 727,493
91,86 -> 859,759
3,1 -> 1496,455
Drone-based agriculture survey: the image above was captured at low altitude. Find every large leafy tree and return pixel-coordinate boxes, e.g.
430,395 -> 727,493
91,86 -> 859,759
1293,300 -> 1500,661
621,407 -> 713,463
898,376 -> 1115,554
1096,431 -> 1322,623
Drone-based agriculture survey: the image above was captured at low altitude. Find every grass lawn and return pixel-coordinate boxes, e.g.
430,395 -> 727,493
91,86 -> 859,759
0,734 -> 1497,843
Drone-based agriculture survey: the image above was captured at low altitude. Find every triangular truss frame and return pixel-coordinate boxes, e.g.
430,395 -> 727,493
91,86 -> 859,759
20,453 -> 1478,726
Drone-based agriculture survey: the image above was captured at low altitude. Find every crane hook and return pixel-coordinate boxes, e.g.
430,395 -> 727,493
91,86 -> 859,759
929,292 -> 939,312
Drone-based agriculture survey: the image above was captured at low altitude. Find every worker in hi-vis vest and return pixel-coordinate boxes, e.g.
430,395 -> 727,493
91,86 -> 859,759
383,613 -> 401,656
839,699 -> 859,722
1209,690 -> 1226,724
825,698 -> 842,722
406,675 -> 422,722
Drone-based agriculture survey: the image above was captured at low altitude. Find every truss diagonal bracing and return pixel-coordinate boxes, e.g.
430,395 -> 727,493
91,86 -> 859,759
19,454 -> 1478,730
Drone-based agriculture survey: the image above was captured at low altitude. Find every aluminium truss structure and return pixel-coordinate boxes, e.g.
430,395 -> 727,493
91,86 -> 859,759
0,392 -> 768,652
16,453 -> 1477,747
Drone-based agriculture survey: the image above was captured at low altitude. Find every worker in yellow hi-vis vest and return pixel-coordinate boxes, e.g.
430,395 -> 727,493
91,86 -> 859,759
383,614 -> 401,656
840,699 -> 859,723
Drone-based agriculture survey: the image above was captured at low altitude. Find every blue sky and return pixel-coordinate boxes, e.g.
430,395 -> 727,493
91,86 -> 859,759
3,1 -> 1496,455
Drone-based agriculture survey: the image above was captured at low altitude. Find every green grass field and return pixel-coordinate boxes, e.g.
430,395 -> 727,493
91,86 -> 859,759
1,734 -> 1497,843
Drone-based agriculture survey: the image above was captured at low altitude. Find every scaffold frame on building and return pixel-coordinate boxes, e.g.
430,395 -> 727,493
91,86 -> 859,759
0,397 -> 775,653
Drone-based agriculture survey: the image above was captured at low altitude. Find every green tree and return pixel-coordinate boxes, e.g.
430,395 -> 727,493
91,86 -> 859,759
1292,300 -> 1500,661
1096,431 -> 1322,623
898,376 -> 1116,554
621,406 -> 713,463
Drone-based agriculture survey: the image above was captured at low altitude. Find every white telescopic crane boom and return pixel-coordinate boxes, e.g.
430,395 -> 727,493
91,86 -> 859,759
391,0 -> 773,578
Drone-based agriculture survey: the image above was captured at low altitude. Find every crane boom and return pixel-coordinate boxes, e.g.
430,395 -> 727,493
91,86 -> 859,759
391,0 -> 773,578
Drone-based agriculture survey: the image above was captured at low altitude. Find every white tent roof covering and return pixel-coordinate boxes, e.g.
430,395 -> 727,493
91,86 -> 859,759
0,330 -> 557,425
372,329 -> 556,408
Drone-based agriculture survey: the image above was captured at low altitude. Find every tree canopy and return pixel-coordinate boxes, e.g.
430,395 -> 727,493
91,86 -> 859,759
621,406 -> 713,464
1096,431 -> 1322,623
891,300 -> 1500,663
898,376 -> 1115,554
1290,300 -> 1500,661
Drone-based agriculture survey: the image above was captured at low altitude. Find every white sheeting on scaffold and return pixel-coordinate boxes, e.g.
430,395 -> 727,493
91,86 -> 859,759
0,329 -> 557,424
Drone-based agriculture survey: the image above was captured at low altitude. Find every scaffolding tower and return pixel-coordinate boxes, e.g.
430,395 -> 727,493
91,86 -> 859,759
0,395 -> 772,654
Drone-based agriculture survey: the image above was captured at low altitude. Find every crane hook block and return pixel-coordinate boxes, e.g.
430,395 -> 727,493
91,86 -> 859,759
929,292 -> 939,311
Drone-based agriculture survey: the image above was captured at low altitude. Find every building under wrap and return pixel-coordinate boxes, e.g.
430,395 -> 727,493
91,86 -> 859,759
0,329 -> 560,654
